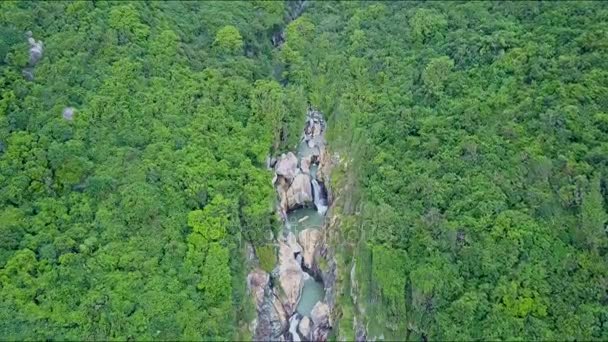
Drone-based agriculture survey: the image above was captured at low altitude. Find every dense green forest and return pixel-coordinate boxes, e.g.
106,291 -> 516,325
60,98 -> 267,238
281,1 -> 608,340
0,1 -> 304,340
2,1 -> 608,341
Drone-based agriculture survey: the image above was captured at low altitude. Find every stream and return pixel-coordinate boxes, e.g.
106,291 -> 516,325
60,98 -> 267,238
248,2 -> 333,340
248,109 -> 332,341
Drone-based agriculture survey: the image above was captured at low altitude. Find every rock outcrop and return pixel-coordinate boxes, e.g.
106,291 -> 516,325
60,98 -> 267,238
248,268 -> 269,309
23,31 -> 44,81
62,107 -> 75,121
298,316 -> 312,340
270,295 -> 288,337
311,302 -> 331,341
300,155 -> 312,174
286,173 -> 313,210
316,146 -> 332,182
276,152 -> 299,181
287,232 -> 302,256
277,176 -> 290,215
298,228 -> 321,270
249,268 -> 288,340
251,108 -> 333,341
27,32 -> 44,66
278,241 -> 304,315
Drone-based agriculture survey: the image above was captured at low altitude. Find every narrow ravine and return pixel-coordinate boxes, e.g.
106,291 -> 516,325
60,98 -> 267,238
248,109 -> 333,341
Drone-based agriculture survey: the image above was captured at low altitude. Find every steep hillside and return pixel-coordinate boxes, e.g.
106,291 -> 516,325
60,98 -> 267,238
278,1 -> 608,340
0,1 -> 301,340
2,1 -> 608,341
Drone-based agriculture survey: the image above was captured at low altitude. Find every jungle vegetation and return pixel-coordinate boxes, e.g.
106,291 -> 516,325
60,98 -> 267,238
1,1 -> 608,341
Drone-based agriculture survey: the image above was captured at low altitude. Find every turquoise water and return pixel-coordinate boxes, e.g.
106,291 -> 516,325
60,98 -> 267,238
297,139 -> 319,159
296,277 -> 324,317
309,164 -> 318,179
286,206 -> 325,318
287,208 -> 324,233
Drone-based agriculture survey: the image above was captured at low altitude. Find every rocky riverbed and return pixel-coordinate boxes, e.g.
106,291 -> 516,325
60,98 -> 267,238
248,109 -> 333,341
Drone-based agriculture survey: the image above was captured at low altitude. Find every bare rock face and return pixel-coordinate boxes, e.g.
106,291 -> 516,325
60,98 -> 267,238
275,152 -> 299,181
311,302 -> 330,327
267,156 -> 278,169
270,295 -> 288,338
27,34 -> 44,66
62,107 -> 75,121
316,146 -> 332,182
287,232 -> 302,256
22,68 -> 34,81
300,155 -> 312,174
311,302 -> 331,341
276,176 -> 290,215
278,241 -> 304,315
298,316 -> 312,340
23,31 -> 43,81
311,121 -> 323,139
298,228 -> 321,270
286,173 -> 313,210
248,268 -> 270,309
250,269 -> 287,340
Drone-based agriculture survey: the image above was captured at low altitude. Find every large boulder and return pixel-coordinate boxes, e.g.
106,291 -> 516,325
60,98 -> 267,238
252,274 -> 287,340
287,232 -> 302,256
298,316 -> 312,340
298,228 -> 321,269
62,107 -> 75,121
276,176 -> 290,216
270,295 -> 288,338
275,152 -> 299,181
311,120 -> 323,139
278,241 -> 304,315
300,155 -> 312,174
311,302 -> 330,327
27,34 -> 43,66
316,146 -> 332,182
311,302 -> 331,341
247,268 -> 269,310
286,173 -> 313,210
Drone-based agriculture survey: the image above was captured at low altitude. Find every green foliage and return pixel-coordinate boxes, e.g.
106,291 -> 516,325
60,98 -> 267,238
188,195 -> 231,242
256,245 -> 276,273
409,8 -> 447,44
580,175 -> 608,251
422,56 -> 454,97
280,1 -> 608,340
214,25 -> 244,55
0,1 -> 284,340
3,1 -> 608,341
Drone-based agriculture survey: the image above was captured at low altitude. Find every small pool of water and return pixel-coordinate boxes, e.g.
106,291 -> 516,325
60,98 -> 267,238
309,164 -> 318,179
286,208 -> 324,233
297,277 -> 324,317
297,140 -> 320,159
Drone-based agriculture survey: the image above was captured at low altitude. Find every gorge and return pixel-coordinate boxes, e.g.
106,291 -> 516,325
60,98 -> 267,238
248,109 -> 333,341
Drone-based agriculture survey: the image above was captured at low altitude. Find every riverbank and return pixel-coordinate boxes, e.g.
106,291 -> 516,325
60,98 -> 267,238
247,109 -> 333,341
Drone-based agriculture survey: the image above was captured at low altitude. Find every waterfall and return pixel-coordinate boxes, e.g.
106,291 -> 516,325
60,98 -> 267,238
289,315 -> 302,342
311,179 -> 328,215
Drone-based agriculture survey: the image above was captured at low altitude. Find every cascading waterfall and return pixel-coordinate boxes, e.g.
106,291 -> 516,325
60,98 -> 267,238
311,179 -> 328,215
248,108 -> 332,342
289,315 -> 302,342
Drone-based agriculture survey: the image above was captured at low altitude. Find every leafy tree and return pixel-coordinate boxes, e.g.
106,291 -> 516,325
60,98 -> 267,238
579,175 -> 608,251
214,25 -> 244,55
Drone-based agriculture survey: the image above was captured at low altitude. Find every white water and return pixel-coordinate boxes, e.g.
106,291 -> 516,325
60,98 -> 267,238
311,179 -> 328,215
289,315 -> 302,342
269,109 -> 330,341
